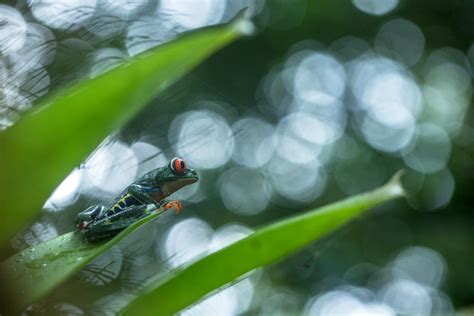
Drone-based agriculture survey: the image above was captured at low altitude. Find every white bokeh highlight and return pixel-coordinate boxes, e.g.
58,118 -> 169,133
44,168 -> 83,211
157,0 -> 226,30
305,290 -> 395,316
82,140 -> 138,195
125,16 -> 177,56
393,246 -> 446,287
231,117 -> 277,168
170,110 -> 234,169
28,0 -> 98,31
0,5 -> 27,58
352,0 -> 399,16
375,19 -> 425,66
219,168 -> 272,215
403,123 -> 451,174
291,51 -> 346,106
160,218 -> 214,268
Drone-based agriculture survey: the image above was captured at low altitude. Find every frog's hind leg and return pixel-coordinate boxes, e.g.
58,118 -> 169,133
75,205 -> 105,228
82,205 -> 153,242
83,217 -> 141,242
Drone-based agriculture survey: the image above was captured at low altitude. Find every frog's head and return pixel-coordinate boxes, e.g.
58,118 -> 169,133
154,157 -> 198,197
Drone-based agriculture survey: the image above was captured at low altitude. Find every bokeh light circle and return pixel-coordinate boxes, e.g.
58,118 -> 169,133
375,19 -> 425,66
379,280 -> 432,315
82,140 -> 138,194
131,141 -> 168,177
292,52 -> 346,106
360,107 -> 416,153
209,224 -> 254,252
305,290 -> 395,316
0,5 -> 27,57
352,0 -> 399,16
89,48 -> 127,78
276,112 -> 340,164
157,0 -> 226,30
219,168 -> 273,215
231,117 -> 277,168
125,16 -> 177,56
160,218 -> 213,267
44,168 -> 83,211
170,110 -> 234,169
408,169 -> 455,211
393,246 -> 446,287
28,0 -> 97,31
268,158 -> 327,202
403,123 -> 451,174
423,62 -> 472,137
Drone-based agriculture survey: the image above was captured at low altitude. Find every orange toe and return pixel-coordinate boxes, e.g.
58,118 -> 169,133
164,200 -> 183,214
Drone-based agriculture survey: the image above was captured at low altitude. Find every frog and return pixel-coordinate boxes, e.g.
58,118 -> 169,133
75,157 -> 198,242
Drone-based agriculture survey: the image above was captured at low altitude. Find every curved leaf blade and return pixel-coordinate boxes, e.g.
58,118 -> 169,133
0,17 -> 248,246
123,172 -> 406,315
0,209 -> 165,312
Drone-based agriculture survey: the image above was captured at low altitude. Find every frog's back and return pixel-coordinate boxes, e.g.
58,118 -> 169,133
105,189 -> 143,216
103,170 -> 159,216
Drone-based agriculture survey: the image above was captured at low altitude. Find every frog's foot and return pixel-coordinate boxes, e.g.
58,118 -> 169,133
163,200 -> 183,214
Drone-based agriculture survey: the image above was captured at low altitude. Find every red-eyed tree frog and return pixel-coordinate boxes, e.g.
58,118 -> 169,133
75,157 -> 198,242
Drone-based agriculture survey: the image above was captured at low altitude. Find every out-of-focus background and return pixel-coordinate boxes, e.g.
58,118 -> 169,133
1,0 -> 473,314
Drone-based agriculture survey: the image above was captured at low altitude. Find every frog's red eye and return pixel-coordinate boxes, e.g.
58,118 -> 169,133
170,157 -> 187,175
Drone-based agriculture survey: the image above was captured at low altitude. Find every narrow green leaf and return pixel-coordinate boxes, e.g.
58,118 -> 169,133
0,17 -> 248,246
0,209 -> 165,312
123,172 -> 406,316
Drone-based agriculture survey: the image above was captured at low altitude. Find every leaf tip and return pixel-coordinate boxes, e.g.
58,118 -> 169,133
385,169 -> 407,198
230,9 -> 256,36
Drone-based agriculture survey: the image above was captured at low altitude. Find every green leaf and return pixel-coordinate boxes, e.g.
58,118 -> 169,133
122,172 -> 406,316
0,209 -> 165,312
0,17 -> 249,247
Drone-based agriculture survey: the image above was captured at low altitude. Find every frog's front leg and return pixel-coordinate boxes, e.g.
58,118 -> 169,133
83,204 -> 157,242
128,184 -> 182,214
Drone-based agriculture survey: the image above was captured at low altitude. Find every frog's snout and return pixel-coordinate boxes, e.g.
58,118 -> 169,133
187,168 -> 199,182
